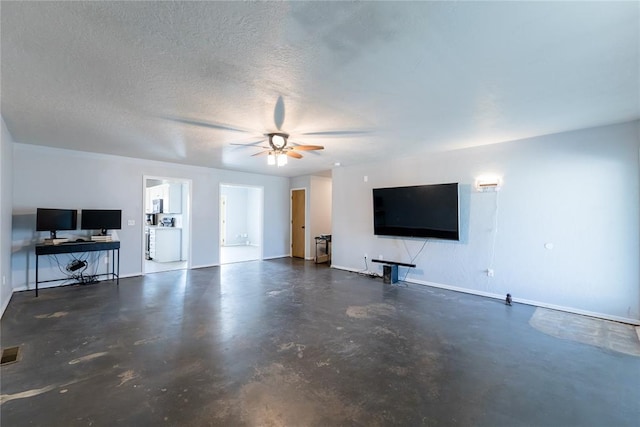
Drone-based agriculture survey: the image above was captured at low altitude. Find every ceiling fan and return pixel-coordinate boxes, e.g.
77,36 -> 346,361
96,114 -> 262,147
162,96 -> 369,167
239,132 -> 324,167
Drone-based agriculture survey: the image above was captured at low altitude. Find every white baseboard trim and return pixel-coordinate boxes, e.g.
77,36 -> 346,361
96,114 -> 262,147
11,273 -> 143,293
407,277 -> 640,325
513,296 -> 640,326
332,265 -> 640,326
121,273 -> 141,279
332,265 -> 365,274
408,277 -> 506,301
263,255 -> 290,260
191,263 -> 219,269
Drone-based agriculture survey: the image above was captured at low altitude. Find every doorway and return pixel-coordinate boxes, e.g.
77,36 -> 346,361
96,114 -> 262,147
142,176 -> 191,274
219,184 -> 263,264
291,188 -> 305,258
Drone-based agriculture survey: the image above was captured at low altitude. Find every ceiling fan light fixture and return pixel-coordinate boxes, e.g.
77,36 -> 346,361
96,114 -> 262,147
261,132 -> 322,166
277,152 -> 288,167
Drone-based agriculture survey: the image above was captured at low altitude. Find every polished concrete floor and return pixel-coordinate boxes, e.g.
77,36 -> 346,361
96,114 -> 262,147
1,258 -> 639,426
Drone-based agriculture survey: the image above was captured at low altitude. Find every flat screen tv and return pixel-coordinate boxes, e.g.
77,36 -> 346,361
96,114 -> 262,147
36,208 -> 78,239
81,209 -> 122,235
373,183 -> 459,240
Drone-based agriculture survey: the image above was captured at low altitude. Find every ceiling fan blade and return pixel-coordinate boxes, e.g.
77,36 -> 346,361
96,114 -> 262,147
161,115 -> 252,134
299,130 -> 370,136
251,150 -> 270,157
289,145 -> 324,151
230,138 -> 267,147
274,96 -> 285,131
239,146 -> 270,151
286,151 -> 303,159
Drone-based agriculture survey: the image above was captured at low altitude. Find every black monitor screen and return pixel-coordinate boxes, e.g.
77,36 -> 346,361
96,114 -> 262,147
36,208 -> 77,232
81,209 -> 122,232
373,183 -> 459,240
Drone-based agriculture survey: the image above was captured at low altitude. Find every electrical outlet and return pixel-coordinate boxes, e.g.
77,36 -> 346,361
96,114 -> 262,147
128,219 -> 135,226
487,268 -> 494,277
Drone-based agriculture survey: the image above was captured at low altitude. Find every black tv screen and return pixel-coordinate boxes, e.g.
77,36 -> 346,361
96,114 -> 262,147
373,183 -> 459,240
36,208 -> 77,232
81,209 -> 122,233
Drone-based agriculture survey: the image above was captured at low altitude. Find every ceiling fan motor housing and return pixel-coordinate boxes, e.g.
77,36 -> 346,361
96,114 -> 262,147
268,132 -> 289,150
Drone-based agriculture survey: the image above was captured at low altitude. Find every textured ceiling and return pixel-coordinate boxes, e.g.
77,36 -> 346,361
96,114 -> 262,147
1,1 -> 638,177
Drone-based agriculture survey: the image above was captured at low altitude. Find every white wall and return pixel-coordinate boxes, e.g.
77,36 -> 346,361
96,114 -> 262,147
247,186 -> 262,247
221,185 -> 249,245
220,185 -> 262,247
12,144 -> 290,291
310,176 -> 332,239
180,182 -> 190,260
1,119 -> 14,316
332,121 -> 640,324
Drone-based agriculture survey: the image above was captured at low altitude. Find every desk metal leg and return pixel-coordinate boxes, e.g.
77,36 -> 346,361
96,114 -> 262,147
35,254 -> 39,297
115,248 -> 119,285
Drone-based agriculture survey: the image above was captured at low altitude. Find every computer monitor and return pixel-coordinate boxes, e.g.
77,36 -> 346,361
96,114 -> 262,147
80,209 -> 122,235
36,208 -> 78,239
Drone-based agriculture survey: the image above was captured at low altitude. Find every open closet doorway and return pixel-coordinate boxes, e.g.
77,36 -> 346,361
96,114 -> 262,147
142,176 -> 191,274
219,184 -> 263,264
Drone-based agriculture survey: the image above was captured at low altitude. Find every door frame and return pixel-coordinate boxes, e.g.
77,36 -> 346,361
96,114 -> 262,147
142,175 -> 192,274
290,187 -> 307,258
219,183 -> 264,263
220,195 -> 227,246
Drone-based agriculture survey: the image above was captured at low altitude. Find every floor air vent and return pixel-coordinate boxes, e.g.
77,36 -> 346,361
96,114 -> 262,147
1,346 -> 20,365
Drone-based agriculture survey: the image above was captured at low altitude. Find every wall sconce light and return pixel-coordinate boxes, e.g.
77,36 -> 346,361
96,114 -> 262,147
475,176 -> 502,192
